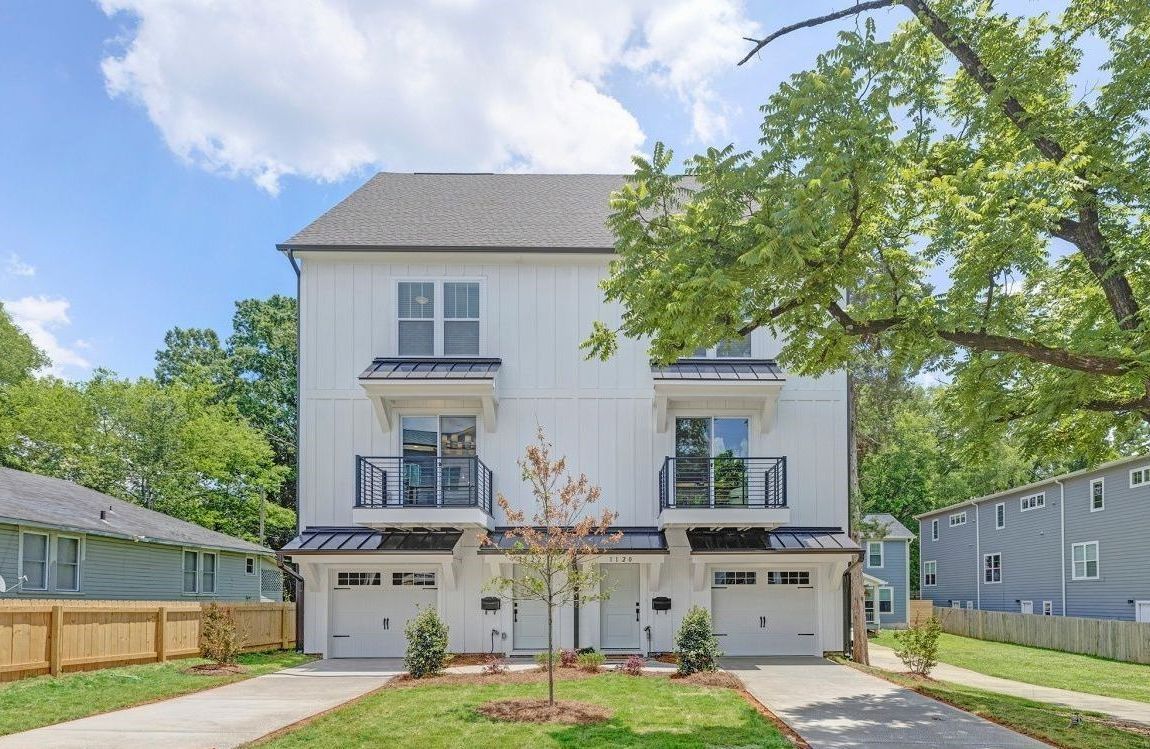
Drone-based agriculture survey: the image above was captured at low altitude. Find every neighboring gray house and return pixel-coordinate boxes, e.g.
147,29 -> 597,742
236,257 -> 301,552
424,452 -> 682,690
917,454 -> 1150,622
862,513 -> 913,628
0,467 -> 281,601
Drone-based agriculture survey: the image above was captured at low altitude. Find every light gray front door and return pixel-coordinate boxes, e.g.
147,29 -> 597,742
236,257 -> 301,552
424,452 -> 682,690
513,567 -> 548,651
600,564 -> 640,650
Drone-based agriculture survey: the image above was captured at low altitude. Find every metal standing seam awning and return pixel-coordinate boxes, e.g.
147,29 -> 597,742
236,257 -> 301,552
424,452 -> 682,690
686,527 -> 862,555
281,527 -> 464,554
651,359 -> 785,433
477,527 -> 669,554
358,357 -> 501,431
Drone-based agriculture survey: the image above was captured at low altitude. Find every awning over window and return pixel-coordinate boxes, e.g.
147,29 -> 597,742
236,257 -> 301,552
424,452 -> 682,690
358,358 -> 501,430
651,359 -> 784,381
686,527 -> 861,554
477,527 -> 668,554
651,359 -> 785,434
282,527 -> 463,553
360,358 -> 501,380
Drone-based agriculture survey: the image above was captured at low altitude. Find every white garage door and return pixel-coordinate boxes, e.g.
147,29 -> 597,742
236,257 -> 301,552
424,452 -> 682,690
330,570 -> 438,658
711,570 -> 817,656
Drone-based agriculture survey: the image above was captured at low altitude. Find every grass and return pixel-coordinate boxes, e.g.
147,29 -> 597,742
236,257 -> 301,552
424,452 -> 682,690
836,656 -> 1150,749
251,673 -> 793,749
0,650 -> 313,736
872,630 -> 1150,704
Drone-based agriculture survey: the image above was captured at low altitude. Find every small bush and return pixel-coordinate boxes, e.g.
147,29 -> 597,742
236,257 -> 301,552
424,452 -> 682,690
482,654 -> 506,675
576,651 -> 605,672
675,605 -> 722,675
404,607 -> 450,678
893,616 -> 941,677
620,654 -> 645,676
200,603 -> 244,665
559,648 -> 579,668
534,651 -> 556,668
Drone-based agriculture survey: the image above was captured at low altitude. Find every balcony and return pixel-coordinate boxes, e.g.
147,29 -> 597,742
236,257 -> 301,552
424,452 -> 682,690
352,455 -> 494,529
657,456 -> 789,528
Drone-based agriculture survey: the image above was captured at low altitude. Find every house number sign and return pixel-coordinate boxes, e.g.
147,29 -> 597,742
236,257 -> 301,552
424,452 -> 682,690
602,555 -> 635,563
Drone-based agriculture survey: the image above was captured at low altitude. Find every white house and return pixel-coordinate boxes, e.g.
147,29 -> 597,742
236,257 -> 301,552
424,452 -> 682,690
279,173 -> 859,659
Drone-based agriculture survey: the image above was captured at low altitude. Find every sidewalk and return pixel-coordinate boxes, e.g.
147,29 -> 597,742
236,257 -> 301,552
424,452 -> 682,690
870,644 -> 1150,726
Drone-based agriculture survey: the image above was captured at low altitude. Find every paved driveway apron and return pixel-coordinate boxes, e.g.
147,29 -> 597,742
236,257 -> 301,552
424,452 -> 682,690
725,657 -> 1047,748
0,658 -> 401,749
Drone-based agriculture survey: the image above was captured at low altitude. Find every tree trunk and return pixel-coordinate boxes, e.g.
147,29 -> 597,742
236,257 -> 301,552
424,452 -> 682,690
849,560 -> 868,664
847,370 -> 870,665
546,602 -> 555,705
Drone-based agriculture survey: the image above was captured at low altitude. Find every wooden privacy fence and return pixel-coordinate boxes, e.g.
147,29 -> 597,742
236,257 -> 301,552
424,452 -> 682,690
0,600 -> 296,681
933,605 -> 1150,664
909,599 -> 934,626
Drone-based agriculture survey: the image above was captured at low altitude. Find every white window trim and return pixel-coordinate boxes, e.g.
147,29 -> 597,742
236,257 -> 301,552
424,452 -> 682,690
922,560 -> 937,587
1020,600 -> 1033,614
877,585 -> 894,615
201,552 -> 218,594
867,541 -> 884,568
1090,478 -> 1104,512
395,278 -> 486,357
182,549 -> 200,595
966,601 -> 974,610
1042,600 -> 1053,616
1130,465 -> 1150,488
18,530 -> 50,592
983,553 -> 1002,584
1020,492 -> 1046,511
1071,541 -> 1100,581
245,556 -> 257,575
949,512 -> 967,526
931,519 -> 938,540
995,502 -> 1005,529
53,534 -> 83,594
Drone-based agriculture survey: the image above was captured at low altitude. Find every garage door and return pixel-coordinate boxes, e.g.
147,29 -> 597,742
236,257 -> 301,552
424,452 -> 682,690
330,570 -> 438,657
711,570 -> 817,656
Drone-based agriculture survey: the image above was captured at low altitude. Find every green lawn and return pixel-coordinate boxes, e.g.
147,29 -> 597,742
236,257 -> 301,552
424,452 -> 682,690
252,674 -> 791,749
0,650 -> 313,736
872,631 -> 1150,704
840,657 -> 1150,749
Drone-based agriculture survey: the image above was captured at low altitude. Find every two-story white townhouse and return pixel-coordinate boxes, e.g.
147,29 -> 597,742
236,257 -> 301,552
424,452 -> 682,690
279,173 -> 860,659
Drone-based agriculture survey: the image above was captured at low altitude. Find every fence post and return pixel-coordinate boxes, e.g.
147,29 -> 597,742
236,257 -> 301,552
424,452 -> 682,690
281,605 -> 291,650
49,605 -> 63,676
156,607 -> 168,662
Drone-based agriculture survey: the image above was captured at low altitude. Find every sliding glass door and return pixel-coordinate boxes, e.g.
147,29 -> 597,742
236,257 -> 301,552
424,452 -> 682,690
401,416 -> 478,505
673,417 -> 749,506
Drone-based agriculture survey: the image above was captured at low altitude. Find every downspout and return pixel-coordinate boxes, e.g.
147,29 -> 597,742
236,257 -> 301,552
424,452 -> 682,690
275,554 -> 306,653
1056,478 -> 1066,616
970,499 -> 980,610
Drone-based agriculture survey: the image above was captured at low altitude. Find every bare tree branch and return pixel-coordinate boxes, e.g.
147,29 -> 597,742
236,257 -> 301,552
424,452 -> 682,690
738,0 -> 894,66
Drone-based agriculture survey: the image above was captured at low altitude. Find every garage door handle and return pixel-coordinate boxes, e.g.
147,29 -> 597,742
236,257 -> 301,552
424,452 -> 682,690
382,618 -> 389,630
513,603 -> 518,623
635,602 -> 640,622
759,616 -> 766,628
332,635 -> 350,638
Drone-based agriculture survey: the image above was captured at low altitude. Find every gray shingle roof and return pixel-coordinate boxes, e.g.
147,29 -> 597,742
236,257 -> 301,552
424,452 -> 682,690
863,513 -> 915,540
652,359 -> 784,381
0,467 -> 271,554
360,358 -> 502,380
279,173 -> 627,251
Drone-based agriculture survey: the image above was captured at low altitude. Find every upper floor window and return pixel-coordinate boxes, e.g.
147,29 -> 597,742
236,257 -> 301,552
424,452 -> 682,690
995,502 -> 1005,529
1020,492 -> 1045,512
867,541 -> 883,568
397,280 -> 480,356
1090,479 -> 1104,512
1130,465 -> 1150,488
983,552 -> 1002,584
931,519 -> 938,540
693,334 -> 751,358
949,512 -> 966,526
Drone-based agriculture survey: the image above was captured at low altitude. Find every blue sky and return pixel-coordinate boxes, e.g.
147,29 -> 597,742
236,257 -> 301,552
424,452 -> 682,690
0,1 -> 941,379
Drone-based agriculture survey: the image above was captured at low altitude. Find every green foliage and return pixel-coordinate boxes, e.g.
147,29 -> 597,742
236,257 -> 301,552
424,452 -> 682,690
404,607 -> 449,678
893,616 -> 942,677
674,606 -> 722,675
587,1 -> 1150,462
0,303 -> 46,387
621,654 -> 645,676
200,603 -> 244,665
575,651 -> 605,672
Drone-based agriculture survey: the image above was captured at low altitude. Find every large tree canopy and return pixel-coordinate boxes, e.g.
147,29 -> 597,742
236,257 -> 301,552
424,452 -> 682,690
585,0 -> 1149,460
0,302 -> 46,386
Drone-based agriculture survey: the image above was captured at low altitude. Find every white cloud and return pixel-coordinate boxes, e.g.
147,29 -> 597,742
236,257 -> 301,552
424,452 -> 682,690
4,253 -> 35,277
4,296 -> 91,377
98,0 -> 756,193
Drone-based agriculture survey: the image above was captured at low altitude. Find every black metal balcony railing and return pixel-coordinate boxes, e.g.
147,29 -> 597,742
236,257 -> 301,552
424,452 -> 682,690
356,456 -> 493,514
658,456 -> 786,510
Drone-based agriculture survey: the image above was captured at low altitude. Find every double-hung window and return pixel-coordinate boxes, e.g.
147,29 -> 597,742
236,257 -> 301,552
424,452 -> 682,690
20,532 -> 49,591
1090,479 -> 1104,512
995,502 -> 1005,529
55,536 -> 81,592
983,553 -> 1002,584
867,541 -> 883,568
878,587 -> 893,614
693,334 -> 751,358
923,560 -> 937,587
397,280 -> 481,356
202,553 -> 217,593
1072,541 -> 1099,580
931,519 -> 938,540
183,550 -> 199,593
1020,492 -> 1045,511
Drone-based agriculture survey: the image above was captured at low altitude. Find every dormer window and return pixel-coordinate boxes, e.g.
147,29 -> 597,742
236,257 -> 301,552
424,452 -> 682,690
398,280 -> 481,356
693,334 -> 751,358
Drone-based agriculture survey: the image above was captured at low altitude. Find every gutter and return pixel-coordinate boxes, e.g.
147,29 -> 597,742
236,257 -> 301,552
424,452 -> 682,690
1056,478 -> 1066,616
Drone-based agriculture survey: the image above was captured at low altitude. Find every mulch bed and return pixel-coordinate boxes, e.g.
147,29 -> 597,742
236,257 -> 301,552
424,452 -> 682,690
669,670 -> 743,689
183,663 -> 247,676
447,653 -> 502,666
389,667 -> 603,688
476,698 -> 613,724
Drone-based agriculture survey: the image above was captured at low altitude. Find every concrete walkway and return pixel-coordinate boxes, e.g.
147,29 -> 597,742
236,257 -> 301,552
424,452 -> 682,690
725,656 -> 1046,748
0,658 -> 401,749
870,644 -> 1150,726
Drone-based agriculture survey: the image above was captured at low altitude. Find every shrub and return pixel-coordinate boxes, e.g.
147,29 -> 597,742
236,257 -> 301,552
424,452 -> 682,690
559,648 -> 579,668
200,603 -> 244,665
534,651 -> 556,668
620,654 -> 645,676
576,651 -> 605,672
675,605 -> 722,675
404,606 -> 450,678
892,616 -> 942,677
482,654 -> 506,675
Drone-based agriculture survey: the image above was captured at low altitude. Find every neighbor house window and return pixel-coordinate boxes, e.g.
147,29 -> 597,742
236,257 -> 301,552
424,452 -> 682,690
1130,466 -> 1150,488
694,334 -> 751,358
1020,492 -> 1045,511
55,536 -> 80,592
1072,541 -> 1099,580
397,280 -> 481,356
949,512 -> 967,526
983,553 -> 1002,584
931,519 -> 938,540
867,541 -> 883,568
1042,600 -> 1053,616
20,532 -> 49,591
245,557 -> 256,575
183,550 -> 199,593
923,560 -> 937,587
966,601 -> 974,610
201,553 -> 217,594
1090,479 -> 1104,512
878,587 -> 893,614
995,502 -> 1005,529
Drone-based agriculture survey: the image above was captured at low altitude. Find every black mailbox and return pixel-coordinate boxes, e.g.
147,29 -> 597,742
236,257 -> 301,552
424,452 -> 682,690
652,597 -> 671,611
481,596 -> 502,611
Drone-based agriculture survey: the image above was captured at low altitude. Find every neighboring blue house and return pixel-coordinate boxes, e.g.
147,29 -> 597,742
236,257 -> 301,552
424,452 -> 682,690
0,467 -> 282,601
916,454 -> 1150,622
862,513 -> 913,628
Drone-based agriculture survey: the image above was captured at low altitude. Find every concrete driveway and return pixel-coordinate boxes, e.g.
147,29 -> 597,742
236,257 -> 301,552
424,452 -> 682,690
725,657 -> 1046,748
0,658 -> 402,749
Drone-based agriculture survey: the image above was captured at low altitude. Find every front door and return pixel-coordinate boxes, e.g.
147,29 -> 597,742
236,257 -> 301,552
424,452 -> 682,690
600,564 -> 640,650
512,567 -> 548,651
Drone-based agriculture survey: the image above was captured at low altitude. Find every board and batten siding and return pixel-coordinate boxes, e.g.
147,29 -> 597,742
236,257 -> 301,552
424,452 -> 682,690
864,538 -> 909,625
0,525 -> 273,602
297,253 -> 848,529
